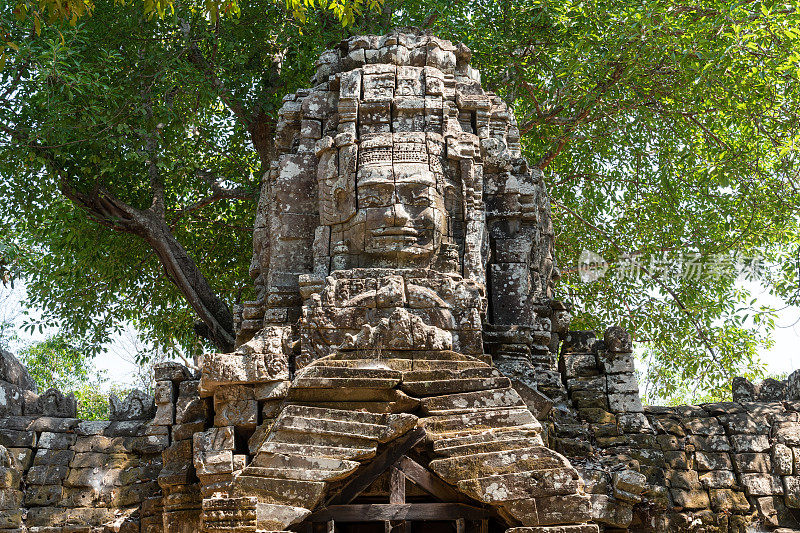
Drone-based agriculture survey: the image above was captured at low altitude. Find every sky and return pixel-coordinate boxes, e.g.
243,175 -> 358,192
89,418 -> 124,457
2,279 -> 800,391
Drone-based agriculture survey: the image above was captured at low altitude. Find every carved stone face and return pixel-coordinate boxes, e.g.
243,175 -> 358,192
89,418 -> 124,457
356,164 -> 446,260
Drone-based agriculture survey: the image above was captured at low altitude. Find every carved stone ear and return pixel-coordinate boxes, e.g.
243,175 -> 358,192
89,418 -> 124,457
109,390 -> 156,421
29,388 -> 77,418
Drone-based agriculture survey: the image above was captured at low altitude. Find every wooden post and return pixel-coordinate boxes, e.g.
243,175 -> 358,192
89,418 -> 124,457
390,467 -> 407,533
390,467 -> 406,504
456,518 -> 465,533
479,519 -> 488,533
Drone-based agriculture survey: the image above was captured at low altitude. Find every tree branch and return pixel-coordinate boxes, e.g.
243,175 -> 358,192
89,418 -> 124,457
180,19 -> 252,127
4,124 -> 236,352
533,62 -> 627,169
142,92 -> 166,219
171,172 -> 256,225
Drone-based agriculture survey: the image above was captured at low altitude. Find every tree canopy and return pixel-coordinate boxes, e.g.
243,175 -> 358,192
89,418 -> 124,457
1,0 -> 798,402
18,334 -> 125,419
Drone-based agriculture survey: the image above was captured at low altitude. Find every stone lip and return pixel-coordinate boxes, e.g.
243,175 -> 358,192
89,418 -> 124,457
1,346 -> 37,392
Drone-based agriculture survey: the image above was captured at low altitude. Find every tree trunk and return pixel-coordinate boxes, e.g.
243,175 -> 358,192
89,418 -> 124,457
141,215 -> 236,353
61,184 -> 236,353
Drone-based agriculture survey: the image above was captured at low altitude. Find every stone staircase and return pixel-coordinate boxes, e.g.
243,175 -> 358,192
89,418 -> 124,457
231,349 -> 596,532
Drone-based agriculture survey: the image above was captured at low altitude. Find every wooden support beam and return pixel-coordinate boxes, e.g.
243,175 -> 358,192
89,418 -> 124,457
390,467 -> 407,533
390,467 -> 406,504
308,503 -> 490,522
327,427 -> 427,506
395,455 -> 468,503
456,518 -> 465,533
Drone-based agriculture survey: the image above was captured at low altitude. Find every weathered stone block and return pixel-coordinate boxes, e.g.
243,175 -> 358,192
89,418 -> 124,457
33,448 -> 74,466
695,451 -> 732,471
154,381 -> 174,405
731,434 -> 770,453
194,426 -> 234,454
741,473 -> 783,496
784,475 -> 800,508
666,469 -> 700,491
561,352 -> 597,378
24,484 -> 62,507
607,373 -> 639,394
0,429 -> 35,448
699,470 -> 736,489
154,362 -> 194,383
26,464 -> 68,485
709,488 -> 750,512
588,493 -> 633,528
669,488 -> 710,509
176,381 -> 208,424
607,392 -> 643,413
110,389 -> 156,421
774,442 -> 794,475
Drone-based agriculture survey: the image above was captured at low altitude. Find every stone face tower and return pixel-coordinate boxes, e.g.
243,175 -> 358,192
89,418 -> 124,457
240,30 -> 558,349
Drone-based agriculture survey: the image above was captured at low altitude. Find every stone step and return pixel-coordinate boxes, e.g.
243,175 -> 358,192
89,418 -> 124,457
255,502 -> 310,530
235,476 -> 325,508
287,387 -> 417,404
331,350 -> 479,362
423,408 -> 539,435
293,376 -> 400,389
433,433 -> 544,458
313,358 -> 413,371
243,466 -> 355,482
276,415 -> 390,442
291,400 -> 418,414
429,446 -> 572,481
410,360 -> 487,371
257,442 -> 376,461
402,367 -> 501,382
420,387 -> 526,415
400,377 -> 512,397
250,452 -> 359,473
407,350 -> 484,361
433,428 -> 542,451
297,365 -> 403,381
281,404 -> 402,426
271,428 -> 378,450
278,405 -> 418,441
456,468 -> 580,503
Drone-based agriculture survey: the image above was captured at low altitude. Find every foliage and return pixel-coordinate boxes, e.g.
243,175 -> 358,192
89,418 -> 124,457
420,0 -> 800,402
0,232 -> 22,288
18,334 -> 125,419
2,0 -> 382,47
1,0 -> 799,401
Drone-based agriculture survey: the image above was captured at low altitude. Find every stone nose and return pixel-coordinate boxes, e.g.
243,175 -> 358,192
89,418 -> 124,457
392,202 -> 412,226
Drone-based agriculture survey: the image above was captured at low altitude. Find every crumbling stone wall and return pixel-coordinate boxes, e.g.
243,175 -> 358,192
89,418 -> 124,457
553,328 -> 800,532
4,331 -> 800,532
0,349 -> 169,531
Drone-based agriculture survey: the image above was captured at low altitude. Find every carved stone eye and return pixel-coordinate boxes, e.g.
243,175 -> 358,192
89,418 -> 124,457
360,194 -> 385,208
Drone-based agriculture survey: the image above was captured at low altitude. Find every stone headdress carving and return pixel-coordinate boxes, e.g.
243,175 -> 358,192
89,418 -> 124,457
240,30 -> 558,344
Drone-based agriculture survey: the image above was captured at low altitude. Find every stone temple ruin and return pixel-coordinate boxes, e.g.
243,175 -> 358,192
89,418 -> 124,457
3,29 -> 800,533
